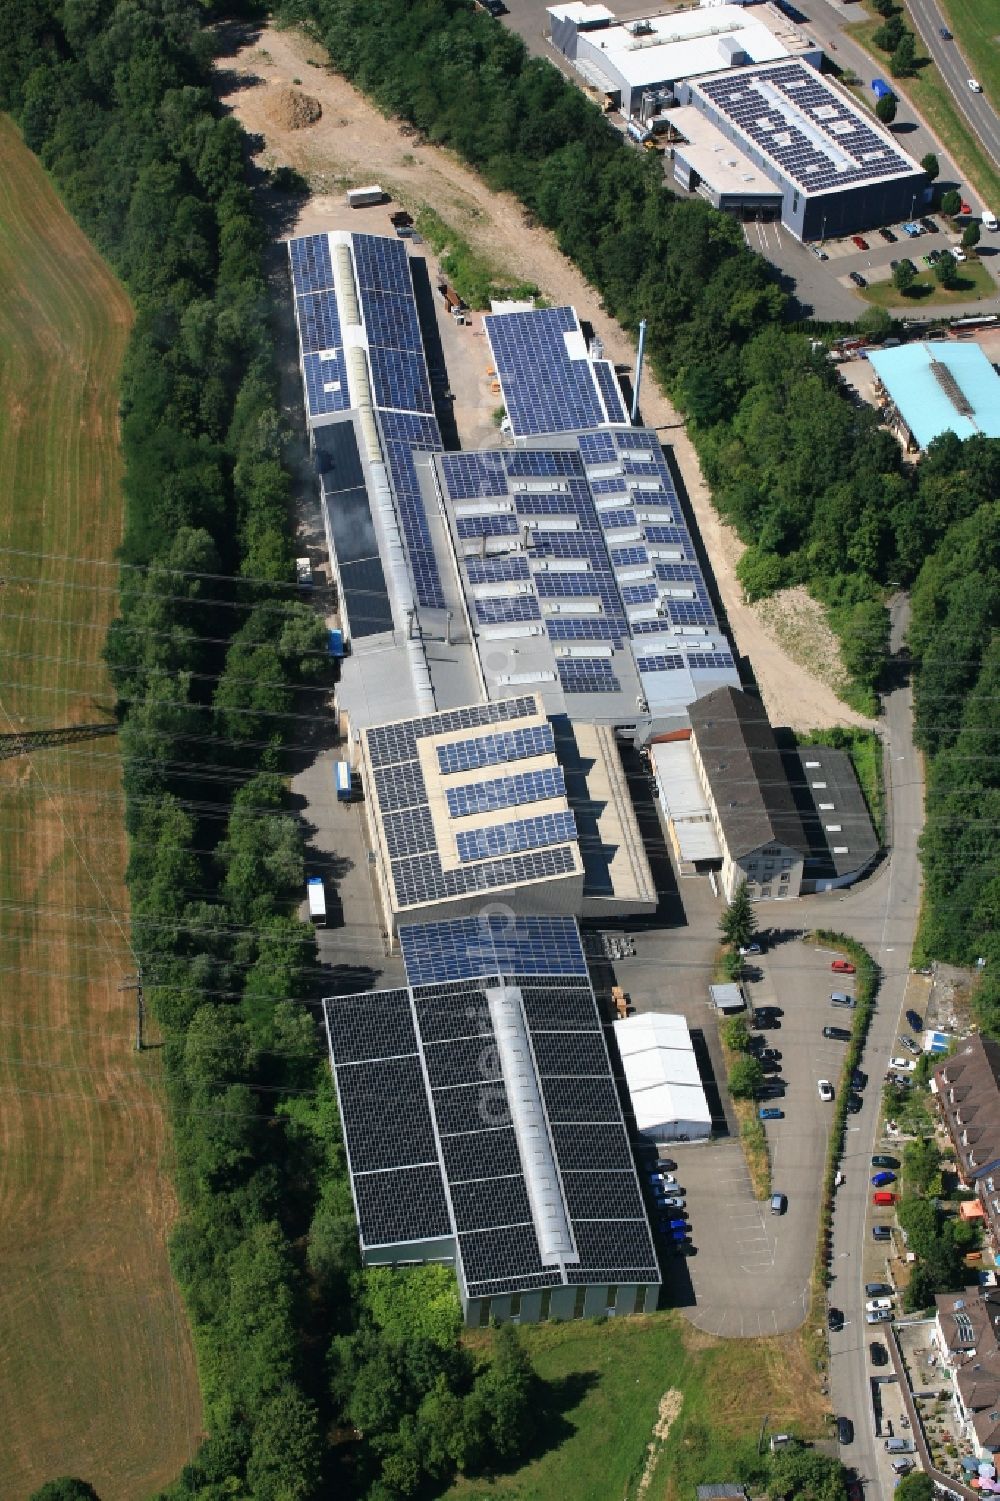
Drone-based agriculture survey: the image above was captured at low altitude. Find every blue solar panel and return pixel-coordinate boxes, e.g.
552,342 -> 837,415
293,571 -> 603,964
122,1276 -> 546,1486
289,234 -> 334,295
465,556 -> 531,585
456,514 -> 519,539
302,351 -> 350,416
556,659 -> 621,694
445,767 -> 566,818
352,233 -> 412,294
436,723 -> 554,776
578,431 -> 618,466
369,345 -> 432,414
375,411 -> 445,610
399,915 -> 588,986
636,653 -> 685,672
535,573 -> 599,598
610,546 -> 648,567
475,595 -> 542,626
646,527 -> 690,547
546,618 -> 622,643
597,509 -> 636,529
296,289 -> 342,354
662,600 -> 715,627
594,361 -> 628,424
485,307 -> 608,438
687,651 -> 736,670
456,810 -> 578,863
440,453 -> 509,499
621,583 -> 658,606
361,287 -> 423,352
590,477 -> 630,496
505,450 -> 582,478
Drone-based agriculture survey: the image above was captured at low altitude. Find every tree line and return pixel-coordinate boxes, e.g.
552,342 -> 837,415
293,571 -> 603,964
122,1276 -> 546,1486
282,0 -> 1000,1009
1,1 -> 541,1498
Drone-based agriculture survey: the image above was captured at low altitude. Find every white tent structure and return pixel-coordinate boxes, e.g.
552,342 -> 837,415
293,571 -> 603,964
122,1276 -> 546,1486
613,1013 -> 712,1142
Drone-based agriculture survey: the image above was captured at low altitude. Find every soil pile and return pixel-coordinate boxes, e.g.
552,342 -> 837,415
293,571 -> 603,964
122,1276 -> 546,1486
265,86 -> 321,130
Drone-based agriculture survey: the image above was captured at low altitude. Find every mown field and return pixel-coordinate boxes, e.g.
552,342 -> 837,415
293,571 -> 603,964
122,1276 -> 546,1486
0,115 -> 202,1498
939,0 -> 1000,113
446,1314 -> 829,1501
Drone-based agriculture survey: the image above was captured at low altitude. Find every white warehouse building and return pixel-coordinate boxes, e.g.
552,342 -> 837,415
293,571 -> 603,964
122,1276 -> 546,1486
613,1012 -> 713,1142
547,1 -> 820,118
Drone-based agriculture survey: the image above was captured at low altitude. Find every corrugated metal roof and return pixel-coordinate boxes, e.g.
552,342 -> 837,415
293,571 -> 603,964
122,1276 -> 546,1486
868,342 -> 1000,448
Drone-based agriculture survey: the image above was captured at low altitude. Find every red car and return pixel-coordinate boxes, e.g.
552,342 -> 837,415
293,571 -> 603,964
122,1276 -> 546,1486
832,959 -> 856,974
852,235 -> 869,250
961,201 -> 972,216
873,1191 -> 897,1206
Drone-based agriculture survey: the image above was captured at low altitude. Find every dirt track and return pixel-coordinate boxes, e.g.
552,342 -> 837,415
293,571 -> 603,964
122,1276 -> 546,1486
217,21 -> 873,732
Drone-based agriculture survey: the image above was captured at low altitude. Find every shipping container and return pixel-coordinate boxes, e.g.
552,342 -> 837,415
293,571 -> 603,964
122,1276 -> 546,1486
307,877 -> 327,925
334,761 -> 352,802
346,185 -> 386,208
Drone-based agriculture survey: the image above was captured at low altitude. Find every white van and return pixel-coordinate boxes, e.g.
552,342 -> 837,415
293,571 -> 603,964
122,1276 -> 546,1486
982,209 -> 998,232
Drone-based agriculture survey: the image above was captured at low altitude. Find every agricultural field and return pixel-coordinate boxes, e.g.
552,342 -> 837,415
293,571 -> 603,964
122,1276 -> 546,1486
0,116 -> 201,1498
447,1314 -> 828,1501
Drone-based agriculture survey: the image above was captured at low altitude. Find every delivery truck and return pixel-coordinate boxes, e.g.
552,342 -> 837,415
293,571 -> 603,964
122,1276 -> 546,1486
306,876 -> 327,926
334,761 -> 352,802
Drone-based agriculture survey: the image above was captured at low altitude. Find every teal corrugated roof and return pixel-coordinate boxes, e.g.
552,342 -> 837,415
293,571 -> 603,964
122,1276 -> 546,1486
868,340 -> 1000,449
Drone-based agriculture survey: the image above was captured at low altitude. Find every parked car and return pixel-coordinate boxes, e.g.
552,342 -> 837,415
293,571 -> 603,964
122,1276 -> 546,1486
961,201 -> 972,216
658,1195 -> 686,1209
771,1192 -> 788,1215
847,1093 -> 863,1115
849,271 -> 867,288
867,1298 -> 894,1312
831,991 -> 856,1008
949,245 -> 967,262
867,1282 -> 893,1296
739,942 -> 762,956
878,227 -> 897,243
852,1069 -> 868,1090
873,1225 -> 892,1242
873,1191 -> 897,1206
823,1026 -> 852,1041
906,1010 -> 923,1032
828,1307 -> 844,1331
811,244 -> 829,261
902,223 -> 922,238
872,1171 -> 897,1186
892,1460 -> 915,1475
920,216 -> 939,234
870,1340 -> 889,1366
759,1107 -> 784,1120
818,1079 -> 835,1102
899,1034 -> 921,1055
759,1047 -> 781,1064
832,959 -> 856,974
852,235 -> 869,250
872,1155 -> 899,1168
837,1416 -> 855,1445
867,1309 -> 891,1324
659,1159 -> 678,1172
889,1057 -> 917,1073
923,252 -> 938,267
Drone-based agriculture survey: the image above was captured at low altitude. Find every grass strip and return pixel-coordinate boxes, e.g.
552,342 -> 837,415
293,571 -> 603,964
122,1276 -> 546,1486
861,259 -> 996,308
414,204 -> 539,309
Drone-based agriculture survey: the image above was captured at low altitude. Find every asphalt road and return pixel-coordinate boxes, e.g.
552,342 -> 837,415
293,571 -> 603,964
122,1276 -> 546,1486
905,0 -> 1000,174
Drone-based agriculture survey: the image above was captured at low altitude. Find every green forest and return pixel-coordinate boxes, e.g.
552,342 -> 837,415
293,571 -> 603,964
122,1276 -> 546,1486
1,0 -> 997,1494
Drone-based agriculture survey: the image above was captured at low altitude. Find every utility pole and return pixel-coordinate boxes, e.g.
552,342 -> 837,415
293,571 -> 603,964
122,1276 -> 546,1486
119,969 -> 145,1051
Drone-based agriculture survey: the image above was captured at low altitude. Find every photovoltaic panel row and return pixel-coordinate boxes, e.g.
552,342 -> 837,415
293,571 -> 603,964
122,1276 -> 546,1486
594,361 -> 629,424
436,722 -> 554,775
556,660 -> 622,695
460,1223 -> 555,1299
456,512 -> 519,540
381,804 -> 437,861
369,345 -> 432,415
450,1175 -> 533,1234
474,595 -> 541,626
302,351 -> 350,418
465,555 -> 531,585
439,452 -> 509,500
566,1220 -> 659,1284
399,914 -> 588,986
635,653 -> 685,672
289,234 -> 334,296
296,289 -> 342,355
360,286 -> 423,353
518,980 -> 599,1032
353,1164 -> 452,1247
455,810 -> 578,863
392,843 -> 577,907
484,307 -> 607,438
440,1128 -> 523,1184
578,431 -> 618,465
334,1053 -> 438,1173
322,989 -> 417,1064
445,767 -> 565,819
352,232 -> 412,295
562,1171 -> 649,1221
506,449 -> 583,479
539,1074 -> 623,1124
366,695 -> 538,769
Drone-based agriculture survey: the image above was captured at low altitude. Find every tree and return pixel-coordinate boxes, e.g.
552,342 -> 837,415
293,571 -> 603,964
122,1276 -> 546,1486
723,1014 -> 751,1052
941,189 -> 962,217
720,880 -> 758,949
963,222 -> 981,251
875,91 -> 897,125
903,1137 -> 942,1195
873,15 -> 904,50
893,260 -> 917,295
858,305 -> 893,339
245,1385 -> 323,1501
897,1475 -> 934,1501
771,1448 -> 845,1501
728,1055 -> 765,1099
29,1484 -> 101,1501
890,32 -> 917,76
872,0 -> 894,12
464,1324 -> 539,1463
935,254 -> 959,288
921,152 -> 940,181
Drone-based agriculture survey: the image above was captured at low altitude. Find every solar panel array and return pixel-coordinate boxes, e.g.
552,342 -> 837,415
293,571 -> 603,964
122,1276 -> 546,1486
694,62 -> 919,194
364,698 -> 580,911
438,427 -> 739,713
324,921 -> 659,1303
484,306 -> 629,438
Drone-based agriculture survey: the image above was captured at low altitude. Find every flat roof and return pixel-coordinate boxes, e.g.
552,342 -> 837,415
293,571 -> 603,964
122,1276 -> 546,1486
555,4 -> 801,90
361,695 -> 584,915
484,305 -> 628,439
436,425 -> 740,726
868,341 -> 1000,447
689,61 -> 924,196
651,738 -> 722,863
670,105 -> 782,199
323,917 -> 660,1300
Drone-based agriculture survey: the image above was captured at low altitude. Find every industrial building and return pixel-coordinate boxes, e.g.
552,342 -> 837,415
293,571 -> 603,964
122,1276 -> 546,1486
675,61 -> 928,239
357,693 -> 656,936
322,914 -> 661,1326
547,2 -> 819,119
649,738 -> 721,874
788,742 -> 880,892
688,685 -> 809,902
613,1012 -> 713,1142
868,341 -> 1000,450
483,303 -> 629,439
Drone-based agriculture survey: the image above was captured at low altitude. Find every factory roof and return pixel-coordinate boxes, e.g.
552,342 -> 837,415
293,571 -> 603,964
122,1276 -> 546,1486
360,695 -> 584,916
789,744 -> 879,879
323,915 -> 660,1300
689,686 -> 808,858
550,3 -> 803,89
868,341 -> 1000,448
436,423 -> 740,726
484,304 -> 629,440
669,105 -> 783,199
689,61 -> 924,196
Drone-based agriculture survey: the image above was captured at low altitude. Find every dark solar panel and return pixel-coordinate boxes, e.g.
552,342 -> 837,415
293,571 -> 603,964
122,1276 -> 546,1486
381,805 -> 437,861
449,1175 -> 533,1233
436,723 -> 554,775
432,1080 -> 510,1135
561,1171 -> 648,1221
594,360 -> 629,423
459,1223 -> 547,1289
532,1031 -> 611,1077
423,1036 -> 503,1090
518,981 -> 600,1031
439,1128 -> 522,1183
445,767 -> 566,818
484,306 -> 608,438
399,915 -> 587,985
455,810 -> 578,863
551,1122 -> 633,1170
335,1055 -> 439,1173
556,660 -> 622,695
323,990 -> 416,1063
539,1075 -> 624,1123
568,1219 -> 659,1281
354,1165 -> 452,1246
